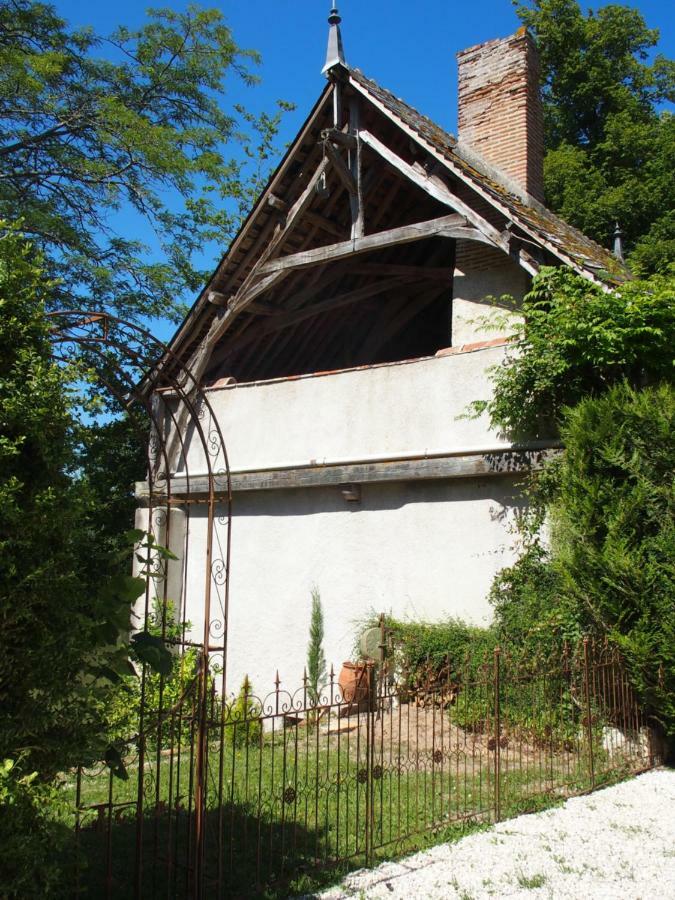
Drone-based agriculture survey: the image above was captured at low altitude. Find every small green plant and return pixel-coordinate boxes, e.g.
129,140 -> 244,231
307,587 -> 327,706
228,675 -> 262,748
517,872 -> 547,889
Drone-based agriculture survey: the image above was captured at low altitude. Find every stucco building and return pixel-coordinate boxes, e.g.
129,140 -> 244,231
138,18 -> 628,695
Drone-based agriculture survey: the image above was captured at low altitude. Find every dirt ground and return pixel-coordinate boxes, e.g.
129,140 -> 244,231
319,701 -> 561,774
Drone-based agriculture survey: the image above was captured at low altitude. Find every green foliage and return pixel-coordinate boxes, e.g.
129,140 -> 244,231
382,616 -> 497,688
473,267 -> 675,437
103,598 -> 199,756
0,228 -> 127,776
551,382 -> 675,734
490,540 -> 583,664
228,675 -> 262,749
306,587 -> 326,706
0,228 -> 179,783
0,757 -> 71,897
516,0 -> 675,272
487,383 -> 675,737
0,0 -> 291,320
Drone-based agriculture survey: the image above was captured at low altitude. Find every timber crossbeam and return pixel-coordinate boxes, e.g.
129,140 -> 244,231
135,446 -> 560,500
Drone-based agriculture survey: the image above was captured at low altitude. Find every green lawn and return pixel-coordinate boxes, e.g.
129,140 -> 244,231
62,703 -> 648,898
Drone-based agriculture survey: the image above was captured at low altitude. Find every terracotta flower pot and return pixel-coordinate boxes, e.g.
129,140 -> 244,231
338,661 -> 373,704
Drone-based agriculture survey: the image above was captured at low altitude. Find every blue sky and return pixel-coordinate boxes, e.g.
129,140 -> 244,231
51,0 -> 675,136
51,0 -> 675,340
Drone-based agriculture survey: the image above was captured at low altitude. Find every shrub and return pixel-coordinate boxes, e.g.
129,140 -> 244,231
0,758 -> 72,897
381,616 -> 497,689
552,382 -> 675,737
227,676 -> 262,749
490,540 -> 581,665
471,267 -> 675,438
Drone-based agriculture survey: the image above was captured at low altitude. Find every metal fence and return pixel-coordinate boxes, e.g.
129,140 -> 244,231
71,636 -> 659,898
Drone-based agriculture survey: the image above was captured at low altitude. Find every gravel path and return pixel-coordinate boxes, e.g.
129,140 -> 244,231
317,769 -> 675,900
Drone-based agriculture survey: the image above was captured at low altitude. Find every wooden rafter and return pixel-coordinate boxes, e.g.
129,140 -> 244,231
358,129 -> 539,277
324,141 -> 356,196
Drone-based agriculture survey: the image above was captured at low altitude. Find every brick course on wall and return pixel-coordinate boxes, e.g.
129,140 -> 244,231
457,27 -> 544,203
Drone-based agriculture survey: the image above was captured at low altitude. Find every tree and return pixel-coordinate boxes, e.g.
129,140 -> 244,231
0,1 -> 290,321
0,227 -> 152,778
551,383 -> 675,738
516,0 -> 675,273
479,265 -> 675,742
473,266 -> 675,437
306,588 -> 326,707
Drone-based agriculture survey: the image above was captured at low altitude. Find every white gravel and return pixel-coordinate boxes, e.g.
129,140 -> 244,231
317,769 -> 675,900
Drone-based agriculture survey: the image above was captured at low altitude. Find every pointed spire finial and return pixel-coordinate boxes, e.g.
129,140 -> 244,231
322,2 -> 346,76
613,222 -> 624,262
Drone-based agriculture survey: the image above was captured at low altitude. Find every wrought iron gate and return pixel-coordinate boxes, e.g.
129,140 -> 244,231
50,312 -> 232,898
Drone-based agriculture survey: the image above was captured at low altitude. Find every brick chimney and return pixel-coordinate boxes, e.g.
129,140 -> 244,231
457,27 -> 544,203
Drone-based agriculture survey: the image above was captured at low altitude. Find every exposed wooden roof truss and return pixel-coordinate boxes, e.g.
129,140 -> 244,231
151,63 -> 627,393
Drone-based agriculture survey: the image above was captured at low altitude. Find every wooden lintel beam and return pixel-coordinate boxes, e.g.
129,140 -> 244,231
257,214 -> 486,277
136,446 -> 559,498
324,141 -> 356,196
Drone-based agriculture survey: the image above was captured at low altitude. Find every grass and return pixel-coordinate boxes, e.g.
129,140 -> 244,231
516,872 -> 547,889
58,704 -> 650,898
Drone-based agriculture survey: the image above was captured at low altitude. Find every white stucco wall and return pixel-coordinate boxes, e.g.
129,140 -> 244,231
153,328 -> 538,701
178,475 -> 526,700
177,343 -> 514,478
452,242 -> 529,345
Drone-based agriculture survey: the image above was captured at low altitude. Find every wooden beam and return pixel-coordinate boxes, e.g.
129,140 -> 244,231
349,96 -> 364,240
349,77 -> 576,282
257,215 -> 487,277
136,446 -> 559,498
207,290 -> 229,307
267,194 -> 287,212
359,130 -> 512,249
160,83 -> 334,366
204,157 -> 334,352
324,141 -> 356,196
321,127 -> 357,149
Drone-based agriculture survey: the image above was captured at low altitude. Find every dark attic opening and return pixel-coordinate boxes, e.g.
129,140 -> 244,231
204,235 -> 456,385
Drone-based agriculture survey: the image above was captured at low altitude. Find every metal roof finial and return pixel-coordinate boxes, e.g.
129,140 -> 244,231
322,2 -> 346,76
613,222 -> 625,262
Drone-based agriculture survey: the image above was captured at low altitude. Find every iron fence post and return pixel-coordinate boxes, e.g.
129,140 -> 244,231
494,647 -> 501,823
365,661 -> 376,866
583,637 -> 595,789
